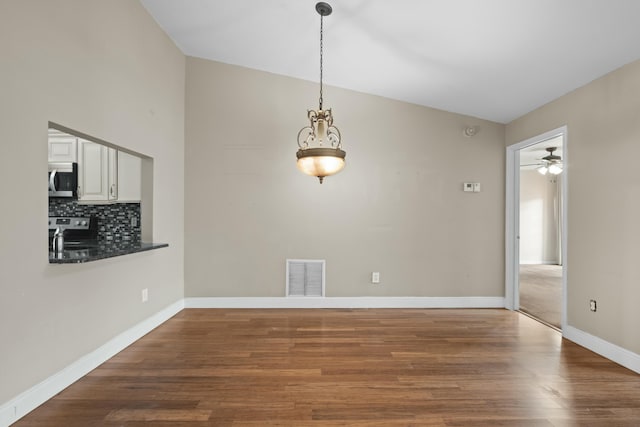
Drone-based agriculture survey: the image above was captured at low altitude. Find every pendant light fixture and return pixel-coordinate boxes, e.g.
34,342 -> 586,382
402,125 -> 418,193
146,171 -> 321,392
537,147 -> 563,175
296,2 -> 346,184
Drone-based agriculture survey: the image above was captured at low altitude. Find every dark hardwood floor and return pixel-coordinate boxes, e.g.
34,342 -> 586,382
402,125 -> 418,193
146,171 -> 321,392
14,309 -> 640,426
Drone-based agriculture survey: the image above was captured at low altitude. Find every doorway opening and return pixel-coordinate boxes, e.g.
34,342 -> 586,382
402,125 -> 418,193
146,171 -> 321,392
506,127 -> 567,331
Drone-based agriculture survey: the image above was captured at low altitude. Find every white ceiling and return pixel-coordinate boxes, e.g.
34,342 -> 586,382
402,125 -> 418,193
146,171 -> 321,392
140,0 -> 640,124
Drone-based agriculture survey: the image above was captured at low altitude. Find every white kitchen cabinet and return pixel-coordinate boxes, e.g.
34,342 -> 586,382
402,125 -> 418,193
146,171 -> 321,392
77,139 -> 117,202
48,135 -> 77,162
108,147 -> 118,201
117,151 -> 141,202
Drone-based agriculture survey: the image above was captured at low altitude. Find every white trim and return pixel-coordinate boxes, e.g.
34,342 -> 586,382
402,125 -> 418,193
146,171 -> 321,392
564,325 -> 640,374
519,260 -> 561,265
560,134 -> 568,329
505,126 -> 568,330
0,300 -> 184,427
505,142 -> 519,310
184,296 -> 505,309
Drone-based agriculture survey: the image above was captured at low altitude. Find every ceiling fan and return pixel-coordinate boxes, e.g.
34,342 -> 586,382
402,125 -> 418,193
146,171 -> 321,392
521,147 -> 563,175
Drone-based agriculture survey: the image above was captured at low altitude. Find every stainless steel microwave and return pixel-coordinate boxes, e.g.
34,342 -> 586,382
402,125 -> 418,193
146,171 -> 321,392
48,162 -> 78,198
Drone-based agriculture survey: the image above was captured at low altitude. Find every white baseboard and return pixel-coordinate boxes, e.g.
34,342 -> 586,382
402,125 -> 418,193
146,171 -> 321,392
519,261 -> 560,265
184,296 -> 505,309
0,300 -> 184,427
563,325 -> 640,374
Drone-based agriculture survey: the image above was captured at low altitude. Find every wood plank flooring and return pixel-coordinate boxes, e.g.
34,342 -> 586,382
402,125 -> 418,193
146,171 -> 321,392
14,309 -> 640,426
519,264 -> 562,329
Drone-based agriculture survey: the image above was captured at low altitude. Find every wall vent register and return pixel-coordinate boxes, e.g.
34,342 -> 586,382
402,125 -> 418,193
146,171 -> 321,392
286,259 -> 325,297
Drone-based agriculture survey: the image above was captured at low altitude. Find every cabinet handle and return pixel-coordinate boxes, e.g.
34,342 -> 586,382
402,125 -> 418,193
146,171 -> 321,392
110,184 -> 116,197
49,170 -> 57,191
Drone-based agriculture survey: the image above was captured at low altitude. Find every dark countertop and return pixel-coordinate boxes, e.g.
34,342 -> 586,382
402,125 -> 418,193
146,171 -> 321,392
49,241 -> 168,264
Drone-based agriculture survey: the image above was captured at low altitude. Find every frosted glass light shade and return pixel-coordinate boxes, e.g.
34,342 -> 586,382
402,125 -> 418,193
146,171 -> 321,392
548,163 -> 563,175
537,161 -> 562,175
296,147 -> 346,183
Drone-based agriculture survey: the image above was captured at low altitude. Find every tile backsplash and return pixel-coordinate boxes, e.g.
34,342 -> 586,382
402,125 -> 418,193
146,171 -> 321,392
49,199 -> 141,242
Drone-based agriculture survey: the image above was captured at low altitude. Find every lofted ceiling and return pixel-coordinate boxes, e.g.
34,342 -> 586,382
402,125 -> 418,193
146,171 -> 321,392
140,0 -> 640,124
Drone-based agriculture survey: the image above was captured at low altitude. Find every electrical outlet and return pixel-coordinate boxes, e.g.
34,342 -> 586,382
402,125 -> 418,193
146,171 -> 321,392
142,288 -> 148,303
372,272 -> 380,284
463,182 -> 481,192
589,299 -> 597,312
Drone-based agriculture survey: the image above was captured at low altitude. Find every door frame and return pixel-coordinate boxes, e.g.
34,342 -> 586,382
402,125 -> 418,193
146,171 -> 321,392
505,126 -> 568,330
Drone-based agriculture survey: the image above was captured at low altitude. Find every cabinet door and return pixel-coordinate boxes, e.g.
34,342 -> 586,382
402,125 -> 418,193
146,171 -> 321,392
117,151 -> 141,202
78,139 -> 109,201
48,136 -> 77,162
108,148 -> 118,201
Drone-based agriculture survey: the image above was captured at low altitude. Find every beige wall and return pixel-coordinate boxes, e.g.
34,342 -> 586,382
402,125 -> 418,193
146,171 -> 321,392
0,0 -> 185,403
519,170 -> 560,264
507,60 -> 640,354
185,57 -> 506,298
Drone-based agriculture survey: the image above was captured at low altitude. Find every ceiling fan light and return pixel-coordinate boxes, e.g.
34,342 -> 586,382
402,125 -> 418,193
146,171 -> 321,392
537,164 -> 548,175
548,163 -> 563,175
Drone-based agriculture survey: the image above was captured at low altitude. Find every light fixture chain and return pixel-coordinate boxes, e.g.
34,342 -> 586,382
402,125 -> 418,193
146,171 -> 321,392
319,13 -> 324,110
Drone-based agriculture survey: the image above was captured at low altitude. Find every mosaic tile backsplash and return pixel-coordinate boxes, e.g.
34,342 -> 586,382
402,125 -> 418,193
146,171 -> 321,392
49,199 -> 141,243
